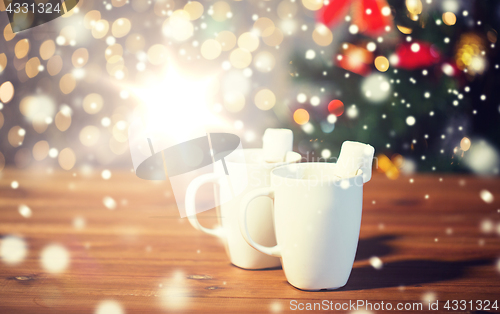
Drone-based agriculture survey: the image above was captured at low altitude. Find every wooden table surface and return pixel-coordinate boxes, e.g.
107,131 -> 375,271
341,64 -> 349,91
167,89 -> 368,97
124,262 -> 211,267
0,168 -> 499,313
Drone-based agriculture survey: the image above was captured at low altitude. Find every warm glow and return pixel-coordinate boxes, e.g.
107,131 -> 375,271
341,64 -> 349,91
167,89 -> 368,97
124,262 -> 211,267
130,65 -> 225,143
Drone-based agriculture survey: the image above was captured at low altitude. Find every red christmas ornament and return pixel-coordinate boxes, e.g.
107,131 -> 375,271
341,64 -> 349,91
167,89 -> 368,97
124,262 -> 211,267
392,41 -> 441,70
336,43 -> 373,76
328,100 -> 345,117
318,0 -> 393,37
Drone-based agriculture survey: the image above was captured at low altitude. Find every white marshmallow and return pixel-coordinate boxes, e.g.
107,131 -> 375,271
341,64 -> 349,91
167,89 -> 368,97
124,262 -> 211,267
336,141 -> 375,183
262,128 -> 293,162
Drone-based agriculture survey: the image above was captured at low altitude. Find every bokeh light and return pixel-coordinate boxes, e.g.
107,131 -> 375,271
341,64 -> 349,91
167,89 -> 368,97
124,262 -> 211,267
0,236 -> 27,265
0,81 -> 14,103
33,140 -> 50,161
201,39 -> 222,60
14,39 -> 30,59
39,40 -> 56,60
80,126 -> 101,146
328,100 -> 344,116
184,1 -> 204,20
374,56 -> 390,72
254,89 -> 276,111
223,91 -> 245,112
95,300 -> 125,314
83,93 -> 104,114
58,148 -> 76,170
215,31 -> 236,51
442,12 -> 457,26
229,48 -> 252,69
40,244 -> 70,273
312,25 -> 333,46
238,32 -> 260,52
293,109 -> 309,125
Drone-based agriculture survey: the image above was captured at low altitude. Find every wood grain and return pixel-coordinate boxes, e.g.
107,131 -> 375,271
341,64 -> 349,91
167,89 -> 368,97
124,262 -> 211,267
0,168 -> 499,313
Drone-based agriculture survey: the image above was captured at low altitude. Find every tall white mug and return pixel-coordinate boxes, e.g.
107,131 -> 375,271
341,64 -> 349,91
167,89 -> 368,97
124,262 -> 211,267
239,162 -> 366,289
186,149 -> 301,269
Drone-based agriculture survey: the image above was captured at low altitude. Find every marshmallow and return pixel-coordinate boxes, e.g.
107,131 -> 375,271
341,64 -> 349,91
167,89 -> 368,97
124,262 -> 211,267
336,141 -> 375,183
262,128 -> 293,163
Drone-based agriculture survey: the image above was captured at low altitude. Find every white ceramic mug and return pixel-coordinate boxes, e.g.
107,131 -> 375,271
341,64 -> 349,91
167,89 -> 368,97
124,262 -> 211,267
186,149 -> 302,269
239,162 -> 365,289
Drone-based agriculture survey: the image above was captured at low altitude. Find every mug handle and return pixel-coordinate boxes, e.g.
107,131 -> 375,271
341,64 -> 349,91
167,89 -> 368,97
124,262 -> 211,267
239,187 -> 281,257
185,173 -> 225,238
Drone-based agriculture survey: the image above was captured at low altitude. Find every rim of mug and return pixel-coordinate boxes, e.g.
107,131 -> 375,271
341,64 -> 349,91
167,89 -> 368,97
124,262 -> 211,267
224,148 -> 302,166
270,162 -> 364,184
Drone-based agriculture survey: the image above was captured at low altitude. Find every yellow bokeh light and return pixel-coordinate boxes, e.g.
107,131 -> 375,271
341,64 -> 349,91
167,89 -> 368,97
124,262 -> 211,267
293,108 -> 309,125
8,126 -> 25,147
0,53 -> 6,72
84,10 -> 101,29
47,55 -> 63,76
262,28 -> 284,46
83,93 -> 104,114
216,31 -> 236,51
112,0 -> 127,7
377,154 -> 400,180
14,39 -> 30,59
60,74 -> 76,94
55,111 -> 72,131
405,0 -> 422,15
72,48 -> 89,68
212,1 -> 231,22
40,40 -> 56,60
302,0 -> 323,11
253,51 -> 275,73
163,10 -> 193,41
33,140 -> 50,161
201,39 -> 222,60
126,33 -> 145,53
277,0 -> 298,20
112,121 -> 128,143
253,17 -> 275,37
148,44 -> 169,65
0,53 -> 7,74
105,44 -> 123,61
442,12 -> 456,26
112,18 -> 132,38
238,32 -> 260,52
59,25 -> 77,45
223,91 -> 245,112
25,57 -> 40,78
32,115 -> 48,134
154,0 -> 175,16
396,25 -> 413,34
460,137 -> 471,151
184,1 -> 204,20
254,89 -> 276,111
374,56 -> 390,72
58,148 -> 76,170
312,25 -> 333,46
106,56 -> 126,78
4,24 -> 15,41
110,137 -> 128,155
229,48 -> 252,69
92,19 -> 110,39
0,81 -> 14,103
79,125 -> 100,146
